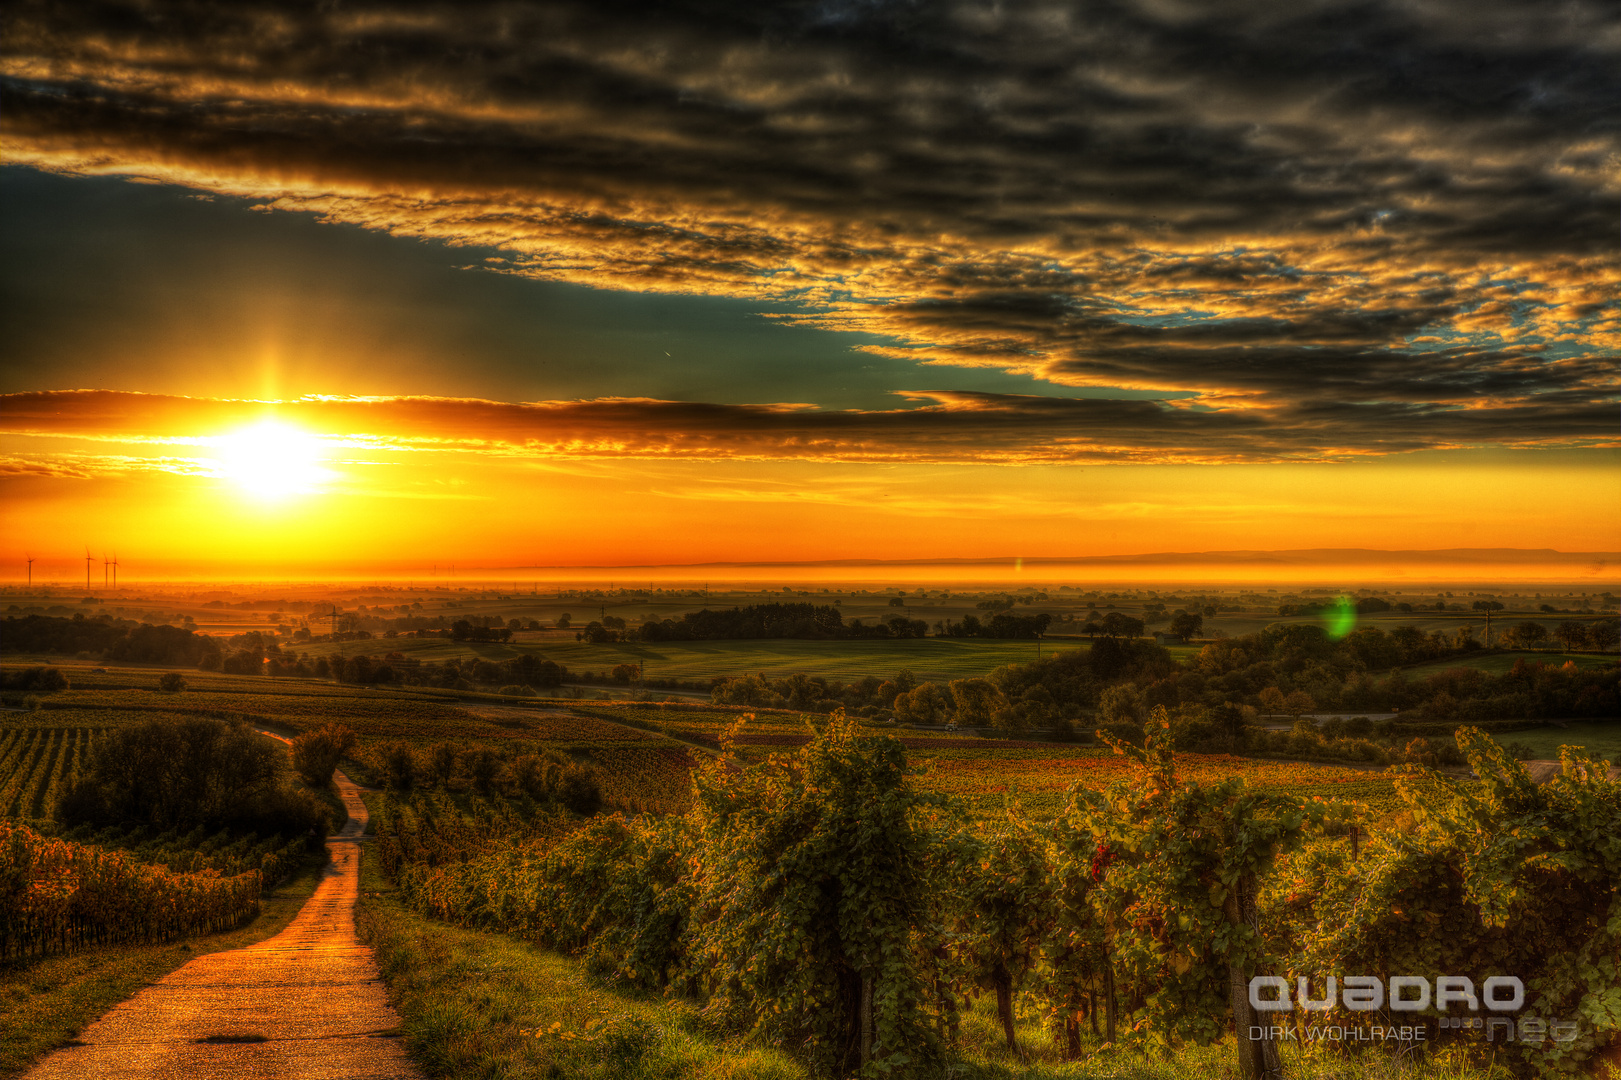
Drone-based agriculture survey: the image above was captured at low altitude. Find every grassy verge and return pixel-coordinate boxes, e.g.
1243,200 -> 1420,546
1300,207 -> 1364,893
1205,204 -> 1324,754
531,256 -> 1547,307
355,837 -> 1511,1080
354,845 -> 806,1080
0,847 -> 328,1079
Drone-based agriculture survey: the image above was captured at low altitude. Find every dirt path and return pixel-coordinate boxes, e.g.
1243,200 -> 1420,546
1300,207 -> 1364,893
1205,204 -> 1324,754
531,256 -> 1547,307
25,747 -> 420,1080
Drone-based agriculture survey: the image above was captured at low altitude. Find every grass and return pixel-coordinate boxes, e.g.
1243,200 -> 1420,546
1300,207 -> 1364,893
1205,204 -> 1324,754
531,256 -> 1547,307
0,849 -> 329,1079
354,843 -> 808,1080
1495,720 -> 1621,764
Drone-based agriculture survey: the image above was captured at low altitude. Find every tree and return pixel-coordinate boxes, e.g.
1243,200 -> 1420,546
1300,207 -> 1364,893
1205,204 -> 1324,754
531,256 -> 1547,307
1281,690 -> 1316,717
893,682 -> 949,725
378,742 -> 417,789
290,723 -> 357,788
157,672 -> 186,692
57,717 -> 328,839
1169,611 -> 1203,641
1554,621 -> 1589,651
1507,620 -> 1549,649
1096,682 -> 1145,725
467,748 -> 502,795
558,765 -> 602,814
949,677 -> 1007,727
1284,730 -> 1621,1078
1099,611 -> 1145,639
426,741 -> 459,787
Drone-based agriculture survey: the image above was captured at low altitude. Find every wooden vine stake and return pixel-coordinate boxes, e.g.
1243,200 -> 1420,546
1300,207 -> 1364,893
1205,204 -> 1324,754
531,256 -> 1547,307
859,970 -> 874,1066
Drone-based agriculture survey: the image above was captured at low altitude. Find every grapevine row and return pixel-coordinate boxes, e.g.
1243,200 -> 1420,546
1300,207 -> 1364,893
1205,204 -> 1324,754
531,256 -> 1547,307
372,713 -> 1621,1080
0,819 -> 262,960
0,728 -> 100,822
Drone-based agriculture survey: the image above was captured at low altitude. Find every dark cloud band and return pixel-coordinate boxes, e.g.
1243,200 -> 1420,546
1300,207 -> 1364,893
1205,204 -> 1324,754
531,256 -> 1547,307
3,0 -> 1617,454
3,390 -> 1615,465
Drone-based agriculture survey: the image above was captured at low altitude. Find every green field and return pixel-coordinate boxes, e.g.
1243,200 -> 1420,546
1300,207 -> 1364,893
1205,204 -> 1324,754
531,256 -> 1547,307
301,634 -> 1074,683
1496,721 -> 1621,764
1402,651 -> 1617,676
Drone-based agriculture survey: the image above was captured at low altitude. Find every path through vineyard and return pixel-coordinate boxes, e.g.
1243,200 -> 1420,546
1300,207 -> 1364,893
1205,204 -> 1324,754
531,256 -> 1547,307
25,735 -> 421,1080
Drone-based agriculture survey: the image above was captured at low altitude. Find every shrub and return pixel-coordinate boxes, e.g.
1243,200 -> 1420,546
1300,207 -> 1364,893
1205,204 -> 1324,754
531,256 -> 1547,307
683,715 -> 945,1077
426,742 -> 459,788
378,742 -> 418,790
157,671 -> 187,692
291,723 -> 358,787
466,749 -> 501,795
0,666 -> 69,692
558,766 -> 603,815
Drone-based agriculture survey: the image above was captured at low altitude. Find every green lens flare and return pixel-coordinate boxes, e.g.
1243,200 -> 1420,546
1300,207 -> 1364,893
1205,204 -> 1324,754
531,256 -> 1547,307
1324,595 -> 1357,640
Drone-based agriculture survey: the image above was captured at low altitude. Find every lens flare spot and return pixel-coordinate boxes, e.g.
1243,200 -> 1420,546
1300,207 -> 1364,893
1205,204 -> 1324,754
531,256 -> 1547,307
1323,595 -> 1357,640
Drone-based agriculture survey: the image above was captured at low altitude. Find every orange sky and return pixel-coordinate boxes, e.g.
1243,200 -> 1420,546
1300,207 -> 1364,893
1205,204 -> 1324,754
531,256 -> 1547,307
2,393 -> 1615,578
3,4 -> 1617,582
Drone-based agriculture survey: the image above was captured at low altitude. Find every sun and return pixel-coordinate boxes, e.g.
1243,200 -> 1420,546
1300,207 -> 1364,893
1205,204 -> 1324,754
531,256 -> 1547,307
212,420 -> 331,501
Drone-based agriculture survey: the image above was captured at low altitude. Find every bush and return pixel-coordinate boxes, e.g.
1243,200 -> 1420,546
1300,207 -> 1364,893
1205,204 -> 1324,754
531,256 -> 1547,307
496,684 -> 536,697
467,749 -> 501,795
558,766 -> 603,815
426,742 -> 459,788
291,723 -> 358,787
157,671 -> 187,692
378,742 -> 418,790
0,666 -> 69,692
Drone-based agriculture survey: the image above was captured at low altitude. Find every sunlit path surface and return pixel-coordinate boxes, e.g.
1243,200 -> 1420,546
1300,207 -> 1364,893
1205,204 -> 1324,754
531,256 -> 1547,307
24,757 -> 420,1080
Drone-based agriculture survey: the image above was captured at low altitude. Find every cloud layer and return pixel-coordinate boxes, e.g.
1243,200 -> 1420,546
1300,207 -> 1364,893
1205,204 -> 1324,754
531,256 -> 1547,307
2,389 -> 1614,466
3,0 -> 1617,459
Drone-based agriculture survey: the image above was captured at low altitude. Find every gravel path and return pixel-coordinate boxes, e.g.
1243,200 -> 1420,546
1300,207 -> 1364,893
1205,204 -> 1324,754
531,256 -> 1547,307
25,748 -> 420,1080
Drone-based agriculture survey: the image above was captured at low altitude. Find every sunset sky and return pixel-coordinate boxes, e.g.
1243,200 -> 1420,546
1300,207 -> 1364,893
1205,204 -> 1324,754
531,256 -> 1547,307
2,0 -> 1617,579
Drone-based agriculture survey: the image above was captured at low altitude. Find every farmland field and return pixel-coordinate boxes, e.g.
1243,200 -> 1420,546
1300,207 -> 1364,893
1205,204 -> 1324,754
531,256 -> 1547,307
1498,720 -> 1621,763
1401,650 -> 1617,676
299,634 -> 1073,683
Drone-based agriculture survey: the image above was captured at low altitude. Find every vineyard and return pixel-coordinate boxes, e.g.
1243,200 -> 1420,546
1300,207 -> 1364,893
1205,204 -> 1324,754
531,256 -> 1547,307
53,821 -> 308,886
0,709 -> 327,978
0,819 -> 262,960
0,726 -> 98,821
369,713 -> 1621,1080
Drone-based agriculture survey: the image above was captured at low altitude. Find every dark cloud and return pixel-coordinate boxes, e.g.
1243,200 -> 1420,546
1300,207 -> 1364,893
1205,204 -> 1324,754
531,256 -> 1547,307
2,0 -> 1616,455
3,389 -> 1614,465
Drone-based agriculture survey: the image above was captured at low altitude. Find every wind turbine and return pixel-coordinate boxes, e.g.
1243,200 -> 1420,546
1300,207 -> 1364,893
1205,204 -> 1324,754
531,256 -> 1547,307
102,552 -> 109,589
111,553 -> 119,590
25,553 -> 33,588
84,548 -> 93,592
